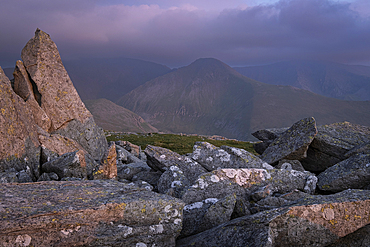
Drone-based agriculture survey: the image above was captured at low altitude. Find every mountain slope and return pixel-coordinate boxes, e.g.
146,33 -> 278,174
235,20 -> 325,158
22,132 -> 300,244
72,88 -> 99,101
234,60 -> 370,101
118,58 -> 370,140
84,98 -> 158,133
64,57 -> 172,101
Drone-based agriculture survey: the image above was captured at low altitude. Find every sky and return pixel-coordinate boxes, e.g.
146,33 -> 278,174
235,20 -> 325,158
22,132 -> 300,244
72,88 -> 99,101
1,0 -> 370,68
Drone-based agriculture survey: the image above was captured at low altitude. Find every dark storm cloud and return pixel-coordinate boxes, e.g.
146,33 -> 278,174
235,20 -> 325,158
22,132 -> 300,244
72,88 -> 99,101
0,0 -> 369,68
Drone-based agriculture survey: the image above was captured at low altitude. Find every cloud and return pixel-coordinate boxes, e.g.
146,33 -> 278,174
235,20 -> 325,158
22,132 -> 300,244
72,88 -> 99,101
0,0 -> 370,67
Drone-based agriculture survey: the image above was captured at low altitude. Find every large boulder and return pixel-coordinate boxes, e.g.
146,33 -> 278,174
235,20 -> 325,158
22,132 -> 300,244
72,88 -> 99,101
0,180 -> 184,246
0,67 -> 41,180
260,117 -> 317,165
301,121 -> 370,172
317,153 -> 370,192
191,142 -> 273,171
177,189 -> 370,247
20,29 -> 107,160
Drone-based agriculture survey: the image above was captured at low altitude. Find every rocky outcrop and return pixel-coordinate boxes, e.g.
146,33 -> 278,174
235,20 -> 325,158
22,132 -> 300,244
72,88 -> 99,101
0,29 -> 108,183
19,28 -> 107,160
0,180 -> 184,246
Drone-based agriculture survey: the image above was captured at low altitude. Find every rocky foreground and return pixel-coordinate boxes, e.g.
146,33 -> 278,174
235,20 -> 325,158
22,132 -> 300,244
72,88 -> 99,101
1,29 -> 370,246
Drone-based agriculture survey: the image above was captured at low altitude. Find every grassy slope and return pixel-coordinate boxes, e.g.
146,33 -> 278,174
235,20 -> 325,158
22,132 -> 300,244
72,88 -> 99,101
106,132 -> 257,155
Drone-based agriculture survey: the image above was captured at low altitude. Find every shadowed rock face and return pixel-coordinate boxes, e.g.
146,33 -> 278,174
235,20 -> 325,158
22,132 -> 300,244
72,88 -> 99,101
0,67 -> 41,179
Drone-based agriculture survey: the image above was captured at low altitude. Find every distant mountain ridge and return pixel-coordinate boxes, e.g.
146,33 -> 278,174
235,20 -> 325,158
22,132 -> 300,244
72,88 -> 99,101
234,60 -> 370,101
118,58 -> 370,140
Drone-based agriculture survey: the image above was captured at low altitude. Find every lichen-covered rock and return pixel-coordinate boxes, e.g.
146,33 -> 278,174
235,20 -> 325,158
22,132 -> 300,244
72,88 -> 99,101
276,159 -> 306,172
191,142 -> 273,171
317,153 -> 370,192
182,168 -> 317,205
157,165 -> 191,198
117,162 -> 151,181
0,180 -> 184,247
301,121 -> 370,172
0,66 -> 41,180
21,29 -> 107,160
345,141 -> 370,157
145,145 -> 207,182
180,195 -> 236,238
95,142 -> 117,179
260,117 -> 317,164
177,189 -> 370,247
42,150 -> 98,180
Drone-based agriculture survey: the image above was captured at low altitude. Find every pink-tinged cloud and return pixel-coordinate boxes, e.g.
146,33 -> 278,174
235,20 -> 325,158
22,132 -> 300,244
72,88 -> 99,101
0,0 -> 370,67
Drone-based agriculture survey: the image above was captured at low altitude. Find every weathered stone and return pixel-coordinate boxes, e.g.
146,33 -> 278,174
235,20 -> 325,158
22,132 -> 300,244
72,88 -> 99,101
251,127 -> 288,154
326,223 -> 370,247
116,144 -> 142,164
17,169 -> 34,183
345,141 -> 370,157
38,130 -> 84,157
132,170 -> 163,191
192,142 -> 273,171
180,195 -> 236,239
157,165 -> 191,198
21,29 -> 108,160
37,172 -> 59,181
317,153 -> 370,192
0,169 -> 18,183
13,60 -> 52,131
177,189 -> 370,247
145,145 -> 207,182
116,140 -> 141,158
127,180 -> 154,191
251,127 -> 288,141
0,180 -> 184,246
260,117 -> 317,164
182,168 -> 317,204
117,162 -> 151,181
95,142 -> 117,179
42,150 -> 98,180
0,66 -> 41,180
276,159 -> 306,172
301,121 -> 370,172
53,118 -> 108,161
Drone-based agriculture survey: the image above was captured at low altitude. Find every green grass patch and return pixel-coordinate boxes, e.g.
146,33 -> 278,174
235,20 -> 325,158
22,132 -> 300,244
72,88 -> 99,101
105,132 -> 257,155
